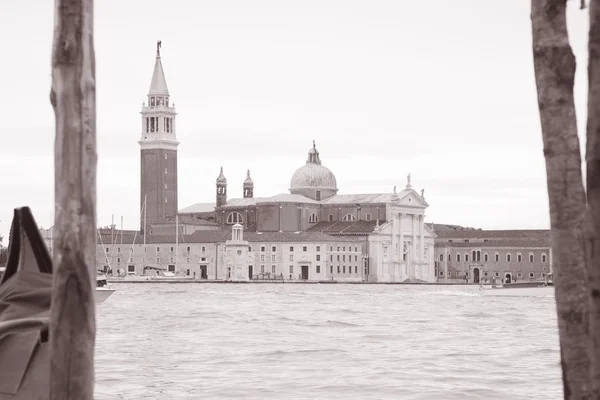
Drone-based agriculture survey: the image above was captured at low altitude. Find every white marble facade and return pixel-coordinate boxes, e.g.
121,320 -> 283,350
367,185 -> 436,283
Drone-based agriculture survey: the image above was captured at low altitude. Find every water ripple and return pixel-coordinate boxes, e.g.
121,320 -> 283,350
95,284 -> 562,399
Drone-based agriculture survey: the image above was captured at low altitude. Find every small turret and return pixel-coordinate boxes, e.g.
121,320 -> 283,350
243,169 -> 254,198
216,167 -> 227,207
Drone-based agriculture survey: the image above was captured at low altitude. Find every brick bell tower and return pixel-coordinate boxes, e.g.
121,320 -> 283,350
139,40 -> 179,232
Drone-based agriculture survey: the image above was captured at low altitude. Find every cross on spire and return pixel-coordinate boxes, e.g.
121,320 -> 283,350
157,40 -> 162,57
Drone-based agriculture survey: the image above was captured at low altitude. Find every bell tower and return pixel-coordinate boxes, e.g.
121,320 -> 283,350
216,167 -> 227,207
243,170 -> 254,198
139,40 -> 179,232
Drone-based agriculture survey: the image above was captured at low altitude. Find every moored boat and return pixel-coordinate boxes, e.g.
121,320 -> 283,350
479,281 -> 554,297
96,274 -> 115,303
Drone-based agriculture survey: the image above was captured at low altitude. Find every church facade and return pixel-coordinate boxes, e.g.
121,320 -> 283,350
95,43 -> 437,283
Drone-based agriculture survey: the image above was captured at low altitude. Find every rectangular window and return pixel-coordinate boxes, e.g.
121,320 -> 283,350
329,214 -> 334,222
271,246 -> 276,252
495,254 -> 499,262
289,255 -> 293,261
128,265 -> 135,273
542,254 -> 547,263
272,265 -> 276,273
117,247 -> 121,253
201,246 -> 206,252
271,254 -> 276,262
465,254 -> 469,262
355,266 -> 358,273
330,266 -> 333,273
517,254 -> 522,263
343,246 -> 346,251
343,255 -> 346,261
316,265 -> 321,273
117,257 -> 121,263
507,254 -> 511,262
260,255 -> 265,261
330,255 -> 333,261
289,246 -> 294,252
170,246 -> 174,252
105,247 -> 109,253
289,266 -> 294,273
316,246 -> 320,252
343,266 -> 346,273
337,246 -> 340,252
355,255 -> 358,262
529,254 -> 534,263
303,246 -> 307,252
186,246 -> 190,252
316,255 -> 321,261
156,247 -> 160,252
236,250 -> 242,256
261,246 -> 266,252
261,265 -> 265,273
316,190 -> 321,200
337,266 -> 340,273
457,254 -> 460,262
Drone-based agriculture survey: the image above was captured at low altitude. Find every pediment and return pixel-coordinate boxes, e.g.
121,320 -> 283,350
397,190 -> 429,208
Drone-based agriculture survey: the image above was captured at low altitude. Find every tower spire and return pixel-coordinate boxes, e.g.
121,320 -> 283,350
149,40 -> 169,96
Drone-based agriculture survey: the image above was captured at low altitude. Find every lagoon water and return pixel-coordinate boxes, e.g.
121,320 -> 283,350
95,283 -> 561,400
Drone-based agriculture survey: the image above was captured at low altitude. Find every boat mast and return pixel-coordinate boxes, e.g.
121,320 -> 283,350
143,195 -> 147,250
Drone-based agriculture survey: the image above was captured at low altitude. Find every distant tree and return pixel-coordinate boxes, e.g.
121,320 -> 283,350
0,234 -> 6,266
530,0 -> 600,398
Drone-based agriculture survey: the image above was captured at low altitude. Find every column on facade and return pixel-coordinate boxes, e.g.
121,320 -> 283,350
411,214 -> 417,278
398,213 -> 404,261
419,215 -> 425,262
390,218 -> 398,263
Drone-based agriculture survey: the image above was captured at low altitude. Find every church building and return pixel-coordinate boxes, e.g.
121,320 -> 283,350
96,42 -> 437,283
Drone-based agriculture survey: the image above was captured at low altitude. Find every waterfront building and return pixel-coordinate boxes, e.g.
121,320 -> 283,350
433,228 -> 552,283
96,225 -> 366,282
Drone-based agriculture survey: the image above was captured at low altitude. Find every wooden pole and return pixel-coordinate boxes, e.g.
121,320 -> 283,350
49,0 -> 97,398
531,0 -> 590,397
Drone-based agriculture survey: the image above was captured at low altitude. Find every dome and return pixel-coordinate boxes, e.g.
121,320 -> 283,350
289,141 -> 337,191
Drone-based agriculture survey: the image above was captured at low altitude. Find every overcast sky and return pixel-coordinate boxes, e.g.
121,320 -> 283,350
0,1 -> 591,242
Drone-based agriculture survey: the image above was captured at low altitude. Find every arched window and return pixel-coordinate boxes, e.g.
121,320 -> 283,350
226,212 -> 243,224
476,251 -> 481,262
542,253 -> 547,263
342,214 -> 357,222
365,213 -> 371,221
439,254 -> 444,262
308,213 -> 318,223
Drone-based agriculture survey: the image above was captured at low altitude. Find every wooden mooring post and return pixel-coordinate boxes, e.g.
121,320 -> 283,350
49,0 -> 97,399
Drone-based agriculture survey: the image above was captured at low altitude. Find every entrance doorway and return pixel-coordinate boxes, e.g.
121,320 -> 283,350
505,273 -> 512,283
301,265 -> 309,280
473,268 -> 480,284
249,265 -> 253,280
199,265 -> 207,280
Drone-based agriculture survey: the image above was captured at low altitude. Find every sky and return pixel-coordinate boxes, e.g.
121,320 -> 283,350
0,0 -> 591,243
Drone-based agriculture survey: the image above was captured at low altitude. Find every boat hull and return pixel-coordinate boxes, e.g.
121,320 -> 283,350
481,285 -> 554,298
96,288 -> 115,303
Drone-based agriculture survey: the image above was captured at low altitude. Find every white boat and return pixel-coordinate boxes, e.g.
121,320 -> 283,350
479,281 -> 554,297
96,275 -> 115,303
